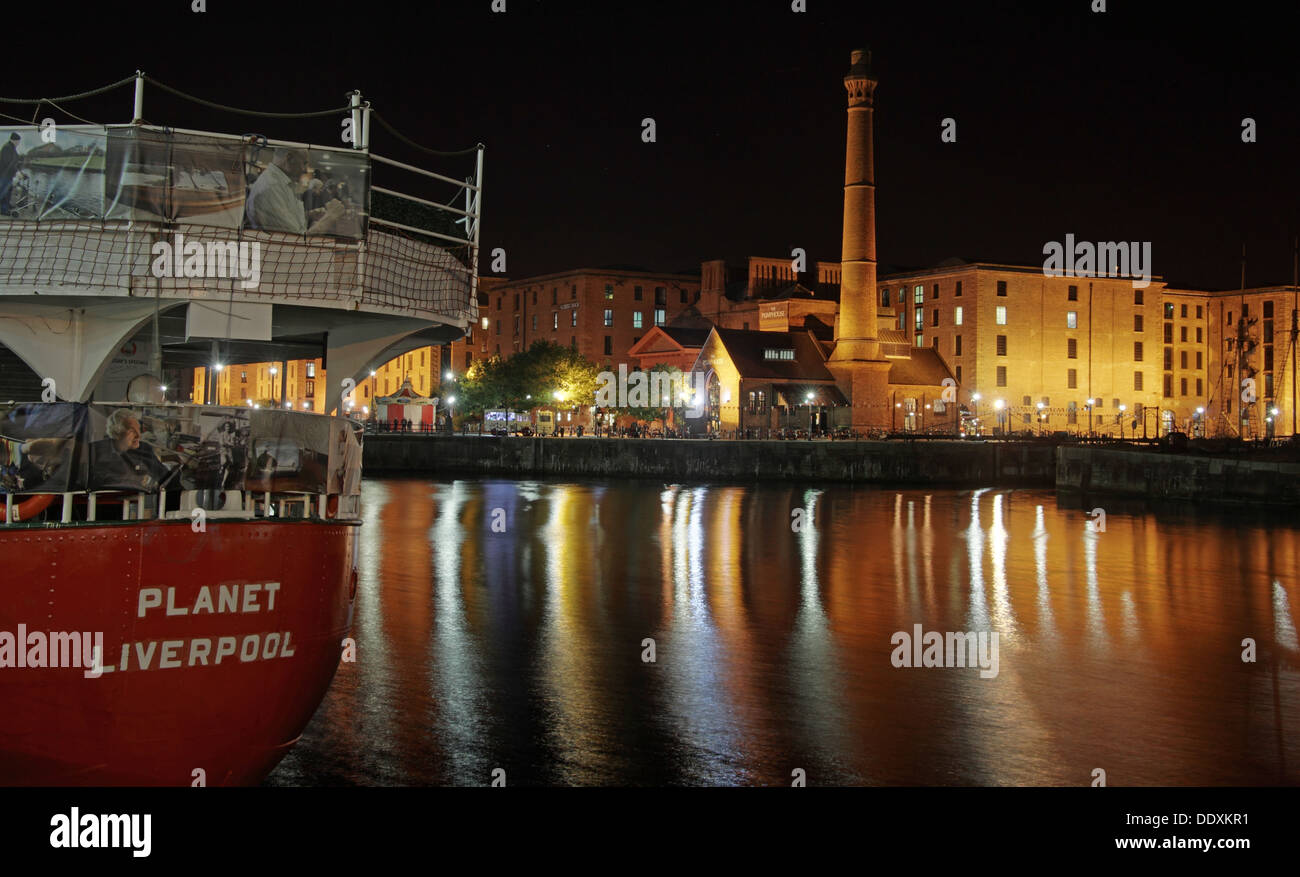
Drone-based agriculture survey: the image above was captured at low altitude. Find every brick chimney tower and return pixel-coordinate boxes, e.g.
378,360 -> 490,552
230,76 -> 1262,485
827,47 -> 892,427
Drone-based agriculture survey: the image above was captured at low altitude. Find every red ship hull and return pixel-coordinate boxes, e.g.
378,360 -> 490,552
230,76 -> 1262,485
0,518 -> 357,786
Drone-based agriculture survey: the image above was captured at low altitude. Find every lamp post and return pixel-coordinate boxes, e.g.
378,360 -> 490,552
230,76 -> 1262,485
269,366 -> 278,406
993,398 -> 1004,436
1037,401 -> 1046,436
971,392 -> 981,436
1118,404 -> 1127,439
1086,398 -> 1095,437
806,392 -> 815,440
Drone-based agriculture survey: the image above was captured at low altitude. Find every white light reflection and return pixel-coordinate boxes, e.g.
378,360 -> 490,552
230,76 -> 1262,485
1032,505 -> 1057,638
1082,513 -> 1108,649
429,480 -> 487,780
1273,580 -> 1299,652
967,489 -> 989,630
659,485 -> 742,782
988,493 -> 1016,632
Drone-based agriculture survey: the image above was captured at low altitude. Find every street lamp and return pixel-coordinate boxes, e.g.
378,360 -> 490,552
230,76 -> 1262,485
1086,398 -> 1096,437
993,398 -> 1004,435
1118,404 -> 1127,439
806,392 -> 815,439
1037,401 -> 1046,436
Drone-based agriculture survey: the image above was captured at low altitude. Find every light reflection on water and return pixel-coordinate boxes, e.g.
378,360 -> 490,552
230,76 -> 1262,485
268,478 -> 1300,786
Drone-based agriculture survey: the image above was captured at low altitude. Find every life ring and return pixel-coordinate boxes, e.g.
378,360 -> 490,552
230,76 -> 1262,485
10,494 -> 55,522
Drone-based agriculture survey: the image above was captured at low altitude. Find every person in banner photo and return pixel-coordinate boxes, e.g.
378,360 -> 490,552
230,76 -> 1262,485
89,408 -> 172,492
328,424 -> 362,497
245,148 -> 347,235
0,132 -> 22,216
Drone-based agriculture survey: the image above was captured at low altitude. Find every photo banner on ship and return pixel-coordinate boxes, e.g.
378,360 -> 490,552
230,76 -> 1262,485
242,141 -> 369,239
0,403 -> 88,494
103,127 -> 246,228
84,405 -> 249,494
245,408 -> 331,494
1,126 -> 368,239
0,126 -> 105,221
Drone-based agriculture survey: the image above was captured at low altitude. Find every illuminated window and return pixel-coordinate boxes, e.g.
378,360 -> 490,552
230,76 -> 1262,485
996,306 -> 1007,325
633,311 -> 643,329
654,309 -> 665,326
1066,311 -> 1077,329
954,306 -> 963,325
603,309 -> 613,327
914,285 -> 924,303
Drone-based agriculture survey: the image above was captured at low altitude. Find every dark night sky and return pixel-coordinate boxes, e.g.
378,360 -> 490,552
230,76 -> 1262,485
19,0 -> 1300,290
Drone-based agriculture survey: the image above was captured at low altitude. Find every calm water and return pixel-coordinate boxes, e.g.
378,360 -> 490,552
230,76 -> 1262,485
266,478 -> 1300,786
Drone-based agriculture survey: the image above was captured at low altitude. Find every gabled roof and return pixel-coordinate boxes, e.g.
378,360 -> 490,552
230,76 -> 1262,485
627,325 -> 711,357
887,346 -> 954,386
708,328 -> 836,382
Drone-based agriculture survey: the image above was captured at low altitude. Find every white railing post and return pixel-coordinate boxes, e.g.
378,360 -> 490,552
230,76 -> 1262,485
470,145 -> 484,301
350,91 -> 362,151
132,71 -> 144,123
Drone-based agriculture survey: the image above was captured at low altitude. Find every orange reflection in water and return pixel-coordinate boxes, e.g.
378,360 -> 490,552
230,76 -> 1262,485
270,479 -> 1300,786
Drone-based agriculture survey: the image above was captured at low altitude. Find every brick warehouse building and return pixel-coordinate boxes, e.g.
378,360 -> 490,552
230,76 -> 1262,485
468,268 -> 700,368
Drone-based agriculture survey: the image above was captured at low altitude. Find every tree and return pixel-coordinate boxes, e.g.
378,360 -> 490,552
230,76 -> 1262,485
517,341 -> 600,408
457,343 -> 600,424
609,363 -> 693,423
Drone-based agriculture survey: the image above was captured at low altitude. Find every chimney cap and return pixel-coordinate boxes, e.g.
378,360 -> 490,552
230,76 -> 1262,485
847,47 -> 873,77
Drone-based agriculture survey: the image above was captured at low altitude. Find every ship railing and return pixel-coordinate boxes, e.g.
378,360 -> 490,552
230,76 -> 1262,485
0,122 -> 483,326
4,489 -> 361,526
